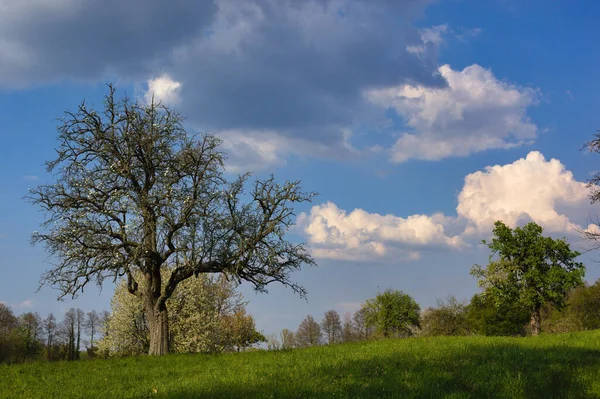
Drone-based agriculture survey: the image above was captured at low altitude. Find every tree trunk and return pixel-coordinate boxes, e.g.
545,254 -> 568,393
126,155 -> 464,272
530,308 -> 541,336
76,322 -> 81,360
147,301 -> 170,356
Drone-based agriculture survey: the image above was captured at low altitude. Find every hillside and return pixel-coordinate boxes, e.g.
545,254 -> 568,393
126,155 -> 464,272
2,331 -> 600,398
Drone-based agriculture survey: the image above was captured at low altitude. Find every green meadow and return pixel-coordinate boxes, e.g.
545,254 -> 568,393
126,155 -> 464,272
2,331 -> 600,399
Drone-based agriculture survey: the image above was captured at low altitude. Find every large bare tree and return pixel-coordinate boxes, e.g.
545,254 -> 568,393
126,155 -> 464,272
28,85 -> 316,355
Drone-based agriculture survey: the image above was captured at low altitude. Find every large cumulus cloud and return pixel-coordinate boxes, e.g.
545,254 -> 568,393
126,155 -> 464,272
457,151 -> 592,234
298,152 -> 594,262
367,64 -> 539,162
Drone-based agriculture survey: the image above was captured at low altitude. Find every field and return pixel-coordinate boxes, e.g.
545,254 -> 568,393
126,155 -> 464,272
2,331 -> 600,399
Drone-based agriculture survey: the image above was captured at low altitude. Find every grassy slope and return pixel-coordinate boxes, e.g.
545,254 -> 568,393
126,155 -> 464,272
2,331 -> 600,399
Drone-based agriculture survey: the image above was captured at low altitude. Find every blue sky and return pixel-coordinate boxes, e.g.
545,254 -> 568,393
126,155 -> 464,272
1,0 -> 599,335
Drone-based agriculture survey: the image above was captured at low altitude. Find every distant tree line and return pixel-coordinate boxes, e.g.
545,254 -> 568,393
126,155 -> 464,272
264,278 -> 600,351
266,289 -> 421,349
0,304 -> 109,364
267,221 -> 598,348
0,272 -> 265,364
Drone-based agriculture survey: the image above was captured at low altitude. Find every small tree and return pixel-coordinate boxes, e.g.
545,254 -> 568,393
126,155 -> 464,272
296,315 -> 321,347
28,86 -> 316,355
266,334 -> 281,351
352,307 -> 373,341
568,280 -> 600,330
85,310 -> 101,354
321,310 -> 342,345
75,309 -> 85,360
341,313 -> 356,343
364,289 -> 420,338
280,328 -> 296,349
543,280 -> 600,333
17,312 -> 43,360
421,296 -> 471,337
471,221 -> 585,335
221,308 -> 266,352
98,310 -> 111,358
0,304 -> 18,363
466,293 -> 530,336
42,313 -> 58,360
61,308 -> 77,360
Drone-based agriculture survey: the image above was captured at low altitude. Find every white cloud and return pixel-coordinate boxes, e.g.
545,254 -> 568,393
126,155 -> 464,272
297,202 -> 465,261
13,299 -> 34,309
406,24 -> 448,57
143,74 -> 181,106
297,151 -> 594,262
23,175 -> 39,181
217,129 -> 379,173
456,151 -> 591,234
366,64 -> 539,162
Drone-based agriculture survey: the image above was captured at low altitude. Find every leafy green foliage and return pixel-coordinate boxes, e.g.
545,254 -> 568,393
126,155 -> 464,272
472,221 -> 585,334
421,296 -> 472,336
467,293 -> 531,336
364,289 -> 420,338
543,280 -> 600,333
0,304 -> 19,364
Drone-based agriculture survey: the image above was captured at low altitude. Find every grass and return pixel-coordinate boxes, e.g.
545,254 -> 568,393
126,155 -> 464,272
2,331 -> 600,398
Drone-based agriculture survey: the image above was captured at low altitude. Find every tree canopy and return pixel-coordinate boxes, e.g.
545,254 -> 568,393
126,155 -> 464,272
28,85 -> 316,355
471,221 -> 584,335
363,289 -> 420,338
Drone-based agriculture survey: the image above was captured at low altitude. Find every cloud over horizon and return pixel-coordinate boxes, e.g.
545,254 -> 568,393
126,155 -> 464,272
298,151 -> 594,262
457,151 -> 592,235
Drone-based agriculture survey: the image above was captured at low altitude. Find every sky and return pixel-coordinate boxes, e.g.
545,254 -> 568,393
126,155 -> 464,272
1,0 -> 600,336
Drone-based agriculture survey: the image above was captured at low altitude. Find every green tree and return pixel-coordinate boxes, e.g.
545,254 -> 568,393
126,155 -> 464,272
466,293 -> 530,336
568,280 -> 600,330
16,312 -> 43,360
471,221 -> 585,335
364,289 -> 421,338
543,280 -> 600,333
221,308 -> 266,352
0,304 -> 18,363
28,86 -> 316,355
421,296 -> 472,337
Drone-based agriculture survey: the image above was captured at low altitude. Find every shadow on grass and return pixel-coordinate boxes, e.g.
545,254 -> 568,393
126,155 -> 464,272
157,342 -> 600,399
